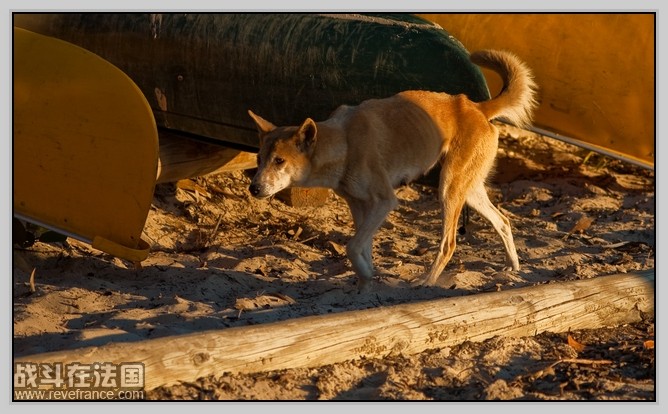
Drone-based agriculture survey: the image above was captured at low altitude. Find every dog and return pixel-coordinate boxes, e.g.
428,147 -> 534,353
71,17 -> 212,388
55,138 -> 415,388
247,49 -> 537,289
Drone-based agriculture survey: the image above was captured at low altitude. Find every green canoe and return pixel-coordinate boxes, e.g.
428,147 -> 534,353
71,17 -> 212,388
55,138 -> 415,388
13,13 -> 492,261
14,13 -> 490,150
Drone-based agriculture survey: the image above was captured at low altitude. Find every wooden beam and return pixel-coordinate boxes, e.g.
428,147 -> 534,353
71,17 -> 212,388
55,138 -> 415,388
14,270 -> 654,391
156,130 -> 257,184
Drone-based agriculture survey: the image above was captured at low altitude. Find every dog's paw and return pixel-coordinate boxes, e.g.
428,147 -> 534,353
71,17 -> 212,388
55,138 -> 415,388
410,274 -> 437,287
355,277 -> 373,294
504,256 -> 520,272
502,264 -> 521,272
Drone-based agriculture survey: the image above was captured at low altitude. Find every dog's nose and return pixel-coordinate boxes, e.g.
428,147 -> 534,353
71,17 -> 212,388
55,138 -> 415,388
249,183 -> 260,197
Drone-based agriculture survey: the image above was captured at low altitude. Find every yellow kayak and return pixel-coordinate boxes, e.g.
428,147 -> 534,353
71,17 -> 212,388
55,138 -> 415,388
419,13 -> 654,169
14,27 -> 158,261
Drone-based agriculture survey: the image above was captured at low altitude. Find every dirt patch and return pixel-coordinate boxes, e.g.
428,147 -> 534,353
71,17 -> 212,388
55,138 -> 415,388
13,124 -> 655,400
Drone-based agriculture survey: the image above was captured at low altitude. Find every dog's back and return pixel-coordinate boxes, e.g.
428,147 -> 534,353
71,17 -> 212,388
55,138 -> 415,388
330,48 -> 538,190
329,94 -> 451,189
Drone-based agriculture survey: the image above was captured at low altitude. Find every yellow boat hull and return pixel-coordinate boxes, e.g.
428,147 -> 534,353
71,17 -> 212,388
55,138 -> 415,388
14,27 -> 158,261
419,13 -> 654,168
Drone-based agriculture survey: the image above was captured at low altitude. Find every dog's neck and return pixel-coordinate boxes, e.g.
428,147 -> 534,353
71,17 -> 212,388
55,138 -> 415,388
299,120 -> 348,190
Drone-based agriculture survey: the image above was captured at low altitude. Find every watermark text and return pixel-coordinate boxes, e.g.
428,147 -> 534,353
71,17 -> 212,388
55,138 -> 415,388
14,361 -> 145,401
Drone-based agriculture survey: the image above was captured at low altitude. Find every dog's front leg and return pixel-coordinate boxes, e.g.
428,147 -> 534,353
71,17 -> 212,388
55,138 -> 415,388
345,198 -> 373,268
345,195 -> 398,292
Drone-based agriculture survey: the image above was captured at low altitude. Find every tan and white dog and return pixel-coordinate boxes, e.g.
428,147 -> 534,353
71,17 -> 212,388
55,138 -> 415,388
248,49 -> 537,289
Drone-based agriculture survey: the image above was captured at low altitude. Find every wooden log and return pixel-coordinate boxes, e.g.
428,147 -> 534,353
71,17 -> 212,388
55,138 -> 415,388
156,130 -> 257,184
13,270 -> 654,391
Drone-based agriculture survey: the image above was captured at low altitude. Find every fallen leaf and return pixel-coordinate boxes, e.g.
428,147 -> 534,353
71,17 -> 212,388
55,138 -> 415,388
29,268 -> 36,293
234,293 -> 296,311
567,334 -> 586,352
176,179 -> 211,198
414,247 -> 429,256
264,292 -> 297,304
615,174 -> 651,191
207,182 -> 241,199
563,215 -> 594,239
643,340 -> 654,349
288,226 -> 303,240
234,298 -> 257,311
328,241 -> 346,256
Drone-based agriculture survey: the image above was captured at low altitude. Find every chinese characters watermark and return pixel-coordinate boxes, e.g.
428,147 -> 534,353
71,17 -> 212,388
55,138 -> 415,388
14,361 -> 145,401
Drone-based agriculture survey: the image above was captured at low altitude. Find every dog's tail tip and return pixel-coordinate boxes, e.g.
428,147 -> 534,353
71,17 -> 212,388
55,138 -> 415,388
471,49 -> 539,129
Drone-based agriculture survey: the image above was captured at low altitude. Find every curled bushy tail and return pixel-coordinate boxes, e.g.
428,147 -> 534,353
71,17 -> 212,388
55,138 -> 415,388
470,49 -> 538,128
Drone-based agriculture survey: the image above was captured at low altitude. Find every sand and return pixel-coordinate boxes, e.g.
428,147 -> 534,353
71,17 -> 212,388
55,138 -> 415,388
13,124 -> 655,400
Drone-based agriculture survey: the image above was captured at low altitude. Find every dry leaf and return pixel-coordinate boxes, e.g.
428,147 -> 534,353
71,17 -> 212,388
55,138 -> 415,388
328,241 -> 346,256
615,174 -> 651,191
563,215 -> 594,239
29,268 -> 36,293
207,182 -> 240,199
288,226 -> 303,240
154,87 -> 168,111
643,340 -> 654,349
265,292 -> 297,304
176,179 -> 211,198
570,215 -> 594,233
234,293 -> 296,311
234,298 -> 256,311
567,334 -> 586,352
414,246 -> 429,256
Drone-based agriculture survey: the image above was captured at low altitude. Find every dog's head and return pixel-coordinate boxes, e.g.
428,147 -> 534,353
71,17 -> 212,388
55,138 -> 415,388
247,110 -> 318,198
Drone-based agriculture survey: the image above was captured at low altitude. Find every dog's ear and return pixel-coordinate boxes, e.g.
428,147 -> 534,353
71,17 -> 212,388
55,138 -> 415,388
297,118 -> 317,152
248,110 -> 276,135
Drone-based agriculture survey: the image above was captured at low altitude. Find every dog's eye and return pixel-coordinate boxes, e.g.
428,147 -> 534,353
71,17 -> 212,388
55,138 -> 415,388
274,157 -> 285,165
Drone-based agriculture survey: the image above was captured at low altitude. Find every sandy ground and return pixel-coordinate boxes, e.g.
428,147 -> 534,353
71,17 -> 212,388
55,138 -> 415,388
12,124 -> 655,401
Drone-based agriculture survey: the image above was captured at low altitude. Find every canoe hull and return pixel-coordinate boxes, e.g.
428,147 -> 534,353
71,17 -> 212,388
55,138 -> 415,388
15,13 -> 491,150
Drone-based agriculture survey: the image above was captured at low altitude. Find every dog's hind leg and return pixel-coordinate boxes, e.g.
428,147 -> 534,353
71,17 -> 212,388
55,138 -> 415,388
465,183 -> 520,271
414,170 -> 469,287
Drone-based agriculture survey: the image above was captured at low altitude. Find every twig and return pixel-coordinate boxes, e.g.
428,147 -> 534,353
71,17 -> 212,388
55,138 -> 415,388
206,213 -> 225,246
298,235 -> 319,245
558,358 -> 613,365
